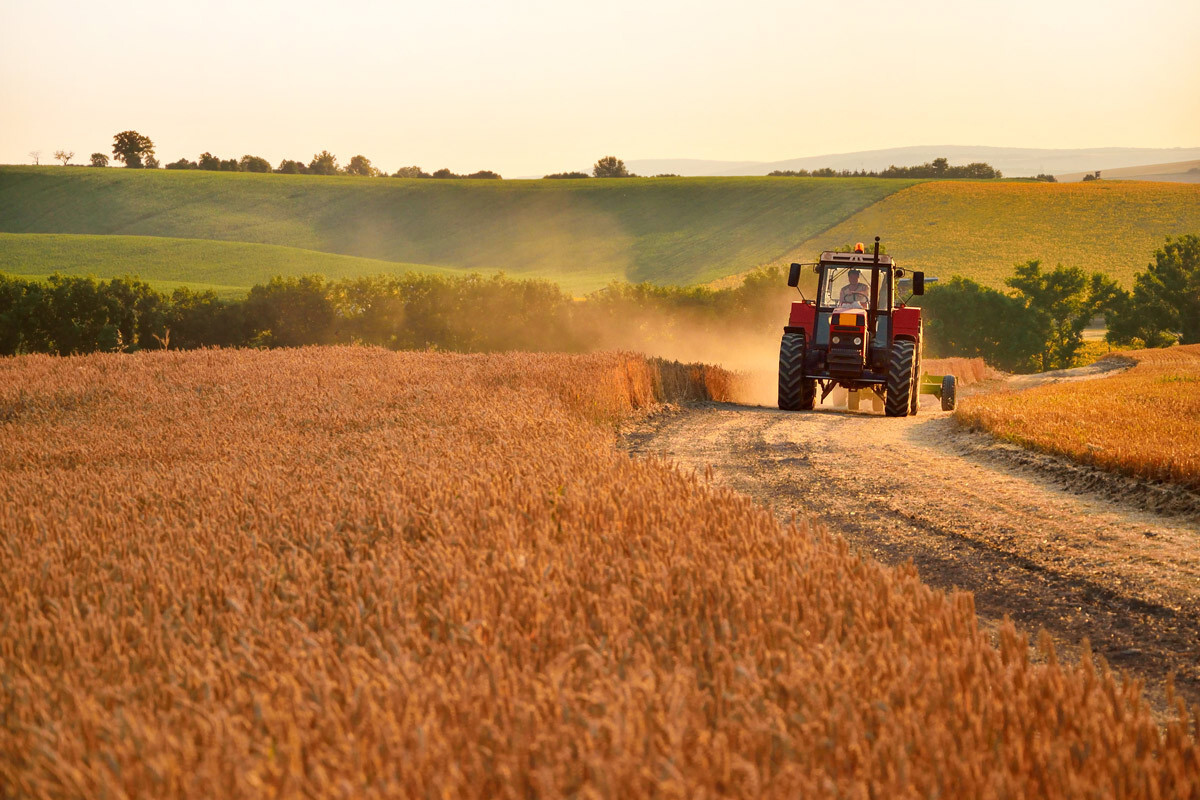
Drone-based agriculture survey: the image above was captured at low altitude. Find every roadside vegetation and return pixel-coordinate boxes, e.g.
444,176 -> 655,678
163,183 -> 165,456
957,345 -> 1200,490
923,233 -> 1199,371
3,347 -> 1197,797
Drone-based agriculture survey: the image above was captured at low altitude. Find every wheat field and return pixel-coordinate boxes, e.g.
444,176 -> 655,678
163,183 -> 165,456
957,344 -> 1200,490
1,348 -> 1197,798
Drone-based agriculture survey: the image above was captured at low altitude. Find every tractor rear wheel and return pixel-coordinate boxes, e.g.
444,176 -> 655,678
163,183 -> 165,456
885,339 -> 916,417
778,332 -> 816,410
940,375 -> 957,411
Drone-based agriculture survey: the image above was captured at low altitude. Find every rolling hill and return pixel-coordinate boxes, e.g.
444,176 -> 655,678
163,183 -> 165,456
784,180 -> 1200,288
2,166 -> 1197,295
0,233 -> 453,298
0,166 -> 913,293
1057,159 -> 1200,184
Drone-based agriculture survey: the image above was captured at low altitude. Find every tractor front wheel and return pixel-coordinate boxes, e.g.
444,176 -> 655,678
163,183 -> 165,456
779,332 -> 816,410
884,339 -> 916,417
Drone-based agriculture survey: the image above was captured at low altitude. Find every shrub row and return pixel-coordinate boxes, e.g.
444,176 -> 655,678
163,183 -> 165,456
3,234 -> 1193,371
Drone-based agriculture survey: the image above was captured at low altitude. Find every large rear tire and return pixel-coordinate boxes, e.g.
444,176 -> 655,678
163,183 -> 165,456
779,332 -> 816,410
885,339 -> 916,417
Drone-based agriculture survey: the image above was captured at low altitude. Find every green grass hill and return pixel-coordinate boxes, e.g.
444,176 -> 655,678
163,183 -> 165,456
787,180 -> 1200,288
3,167 -> 1196,294
0,167 -> 912,294
0,233 -> 452,299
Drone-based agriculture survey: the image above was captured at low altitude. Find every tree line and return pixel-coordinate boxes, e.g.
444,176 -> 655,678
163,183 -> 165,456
51,131 -> 658,182
2,236 -> 1194,369
769,157 -> 1004,179
61,131 -> 506,178
0,270 -> 788,356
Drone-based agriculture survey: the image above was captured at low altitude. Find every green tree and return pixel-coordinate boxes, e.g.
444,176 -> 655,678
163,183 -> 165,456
244,275 -> 335,347
0,276 -> 49,355
166,287 -> 244,349
89,153 -> 109,167
344,155 -> 379,177
431,168 -> 459,179
112,130 -> 155,168
919,277 -> 1043,372
308,151 -> 338,176
239,154 -> 272,173
40,275 -> 120,354
392,165 -> 429,178
197,152 -> 221,170
593,156 -> 629,178
1006,260 -> 1098,371
54,149 -> 74,166
1106,234 -> 1200,347
276,159 -> 307,174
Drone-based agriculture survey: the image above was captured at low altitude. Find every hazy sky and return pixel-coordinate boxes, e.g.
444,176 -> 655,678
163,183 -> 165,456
2,0 -> 1198,176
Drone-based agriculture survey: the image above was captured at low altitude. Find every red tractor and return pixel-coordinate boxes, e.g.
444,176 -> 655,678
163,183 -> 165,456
778,237 -> 955,416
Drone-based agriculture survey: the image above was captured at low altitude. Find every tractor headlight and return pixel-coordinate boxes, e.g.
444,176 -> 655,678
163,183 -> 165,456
832,336 -> 840,344
854,337 -> 862,345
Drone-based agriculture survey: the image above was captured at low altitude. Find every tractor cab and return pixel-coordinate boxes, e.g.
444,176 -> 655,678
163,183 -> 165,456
779,237 -> 953,416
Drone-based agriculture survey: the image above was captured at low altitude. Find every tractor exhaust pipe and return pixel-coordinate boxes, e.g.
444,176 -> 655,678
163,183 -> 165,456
868,236 -> 881,338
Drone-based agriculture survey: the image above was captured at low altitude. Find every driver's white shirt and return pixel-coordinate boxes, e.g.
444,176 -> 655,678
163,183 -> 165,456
839,282 -> 869,305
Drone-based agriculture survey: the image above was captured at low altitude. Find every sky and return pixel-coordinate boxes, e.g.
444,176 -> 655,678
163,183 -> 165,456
2,0 -> 1198,176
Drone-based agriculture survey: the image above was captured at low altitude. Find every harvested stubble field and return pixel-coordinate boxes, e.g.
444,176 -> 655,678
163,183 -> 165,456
1,348 -> 1197,799
957,344 -> 1200,491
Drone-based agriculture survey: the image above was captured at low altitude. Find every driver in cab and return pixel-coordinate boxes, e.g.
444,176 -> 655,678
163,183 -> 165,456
838,269 -> 870,308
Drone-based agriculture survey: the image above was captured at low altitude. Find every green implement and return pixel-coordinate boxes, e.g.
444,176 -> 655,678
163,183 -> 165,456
919,374 -> 957,411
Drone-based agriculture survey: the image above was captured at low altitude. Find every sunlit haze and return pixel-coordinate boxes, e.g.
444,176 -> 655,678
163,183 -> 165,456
2,0 -> 1198,176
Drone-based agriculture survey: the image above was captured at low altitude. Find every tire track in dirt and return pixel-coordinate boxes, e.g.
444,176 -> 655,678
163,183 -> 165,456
623,398 -> 1200,710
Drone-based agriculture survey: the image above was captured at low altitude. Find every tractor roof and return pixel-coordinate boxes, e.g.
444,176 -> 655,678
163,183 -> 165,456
818,251 -> 896,268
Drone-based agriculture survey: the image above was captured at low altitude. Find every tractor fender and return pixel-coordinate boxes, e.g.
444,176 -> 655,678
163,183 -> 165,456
892,306 -> 922,342
787,301 -> 816,339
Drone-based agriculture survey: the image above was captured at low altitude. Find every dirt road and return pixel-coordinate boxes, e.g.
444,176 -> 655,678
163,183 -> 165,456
624,390 -> 1200,710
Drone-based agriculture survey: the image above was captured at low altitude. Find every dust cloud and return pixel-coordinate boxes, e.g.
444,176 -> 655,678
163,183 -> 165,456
578,309 -> 784,407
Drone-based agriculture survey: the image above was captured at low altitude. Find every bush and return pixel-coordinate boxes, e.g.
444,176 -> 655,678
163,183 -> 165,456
244,275 -> 335,347
392,166 -> 430,178
239,155 -> 272,173
276,159 -> 308,175
921,277 -> 1043,372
